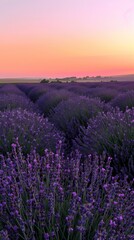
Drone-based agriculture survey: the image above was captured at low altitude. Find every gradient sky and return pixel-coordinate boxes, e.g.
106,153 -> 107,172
0,0 -> 134,78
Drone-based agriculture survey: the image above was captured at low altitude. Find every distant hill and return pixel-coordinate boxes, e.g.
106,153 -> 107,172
0,78 -> 41,83
0,74 -> 134,83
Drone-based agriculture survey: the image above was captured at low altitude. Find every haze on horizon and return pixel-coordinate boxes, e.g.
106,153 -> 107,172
0,0 -> 134,78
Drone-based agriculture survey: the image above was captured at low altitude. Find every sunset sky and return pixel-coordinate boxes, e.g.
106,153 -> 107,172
0,0 -> 134,78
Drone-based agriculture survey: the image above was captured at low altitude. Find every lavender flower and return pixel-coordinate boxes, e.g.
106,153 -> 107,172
0,145 -> 133,239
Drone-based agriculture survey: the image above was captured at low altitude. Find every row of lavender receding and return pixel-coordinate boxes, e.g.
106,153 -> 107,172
0,84 -> 39,112
17,81 -> 134,103
0,83 -> 134,177
17,81 -> 134,111
0,82 -> 134,239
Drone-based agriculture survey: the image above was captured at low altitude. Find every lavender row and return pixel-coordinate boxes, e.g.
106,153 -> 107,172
37,90 -> 75,117
0,109 -> 62,155
0,93 -> 39,113
75,107 -> 134,179
0,84 -> 25,96
49,96 -> 109,152
111,90 -> 134,111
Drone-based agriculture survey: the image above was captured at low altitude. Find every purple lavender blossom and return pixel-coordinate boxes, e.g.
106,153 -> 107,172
0,144 -> 133,239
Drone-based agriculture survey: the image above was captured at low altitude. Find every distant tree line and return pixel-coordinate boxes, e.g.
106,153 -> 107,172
40,76 -> 104,83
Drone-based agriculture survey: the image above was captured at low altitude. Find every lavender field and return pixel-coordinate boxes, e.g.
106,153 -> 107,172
0,82 -> 134,240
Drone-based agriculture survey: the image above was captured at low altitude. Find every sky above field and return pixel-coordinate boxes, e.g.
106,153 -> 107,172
0,0 -> 134,78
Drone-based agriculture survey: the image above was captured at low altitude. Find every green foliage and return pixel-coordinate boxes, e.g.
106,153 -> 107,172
40,79 -> 50,83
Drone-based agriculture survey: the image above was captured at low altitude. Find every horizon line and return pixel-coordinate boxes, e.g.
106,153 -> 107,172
0,73 -> 134,80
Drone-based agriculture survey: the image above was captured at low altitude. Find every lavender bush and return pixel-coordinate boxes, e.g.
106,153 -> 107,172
114,81 -> 134,92
67,85 -> 90,96
37,90 -> 74,117
87,87 -> 118,103
0,109 -> 62,155
0,93 -> 39,112
48,82 -> 66,90
0,143 -> 133,240
76,108 -> 134,178
50,96 -> 108,151
0,84 -> 25,96
66,84 -> 119,102
17,84 -> 37,95
28,85 -> 50,102
111,90 -> 134,111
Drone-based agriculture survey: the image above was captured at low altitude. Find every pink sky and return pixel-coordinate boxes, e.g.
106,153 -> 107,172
0,0 -> 134,78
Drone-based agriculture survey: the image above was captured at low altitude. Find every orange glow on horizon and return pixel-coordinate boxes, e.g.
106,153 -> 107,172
0,38 -> 134,78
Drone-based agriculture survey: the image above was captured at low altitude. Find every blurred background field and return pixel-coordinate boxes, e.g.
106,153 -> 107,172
1,73 -> 134,83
